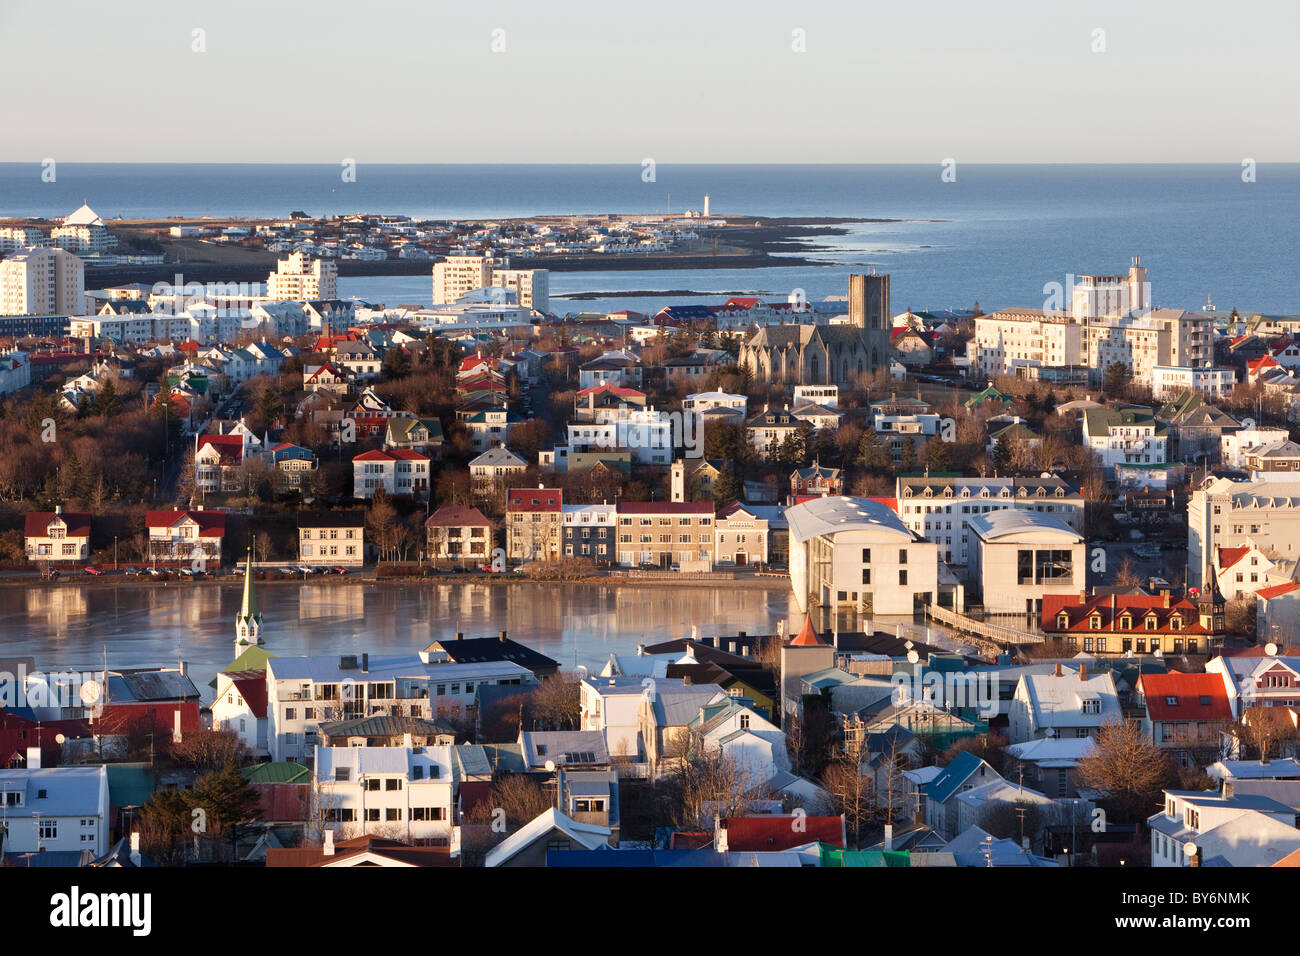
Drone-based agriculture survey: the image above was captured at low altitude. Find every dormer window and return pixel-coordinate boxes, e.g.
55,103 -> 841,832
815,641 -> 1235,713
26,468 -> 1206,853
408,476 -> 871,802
1089,614 -> 1102,630
1119,614 -> 1132,629
1165,696 -> 1178,706
1144,615 -> 1158,630
1170,615 -> 1182,631
1056,612 -> 1069,629
1055,488 -> 1065,497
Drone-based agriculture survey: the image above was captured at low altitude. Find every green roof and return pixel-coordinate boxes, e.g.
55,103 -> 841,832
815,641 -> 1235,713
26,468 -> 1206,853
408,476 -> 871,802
242,762 -> 311,784
965,385 -> 1012,408
211,645 -> 276,686
106,764 -> 156,809
819,844 -> 911,867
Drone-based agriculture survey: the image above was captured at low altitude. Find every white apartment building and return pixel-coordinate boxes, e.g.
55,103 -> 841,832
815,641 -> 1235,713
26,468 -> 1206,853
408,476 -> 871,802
567,408 -> 674,466
580,676 -> 650,757
1148,789 -> 1300,868
895,476 -> 1084,566
0,764 -> 110,858
969,308 -> 1083,379
682,391 -> 747,415
1188,473 -> 1300,589
432,253 -> 504,305
1151,365 -> 1236,400
51,204 -> 117,253
313,746 -> 455,843
265,653 -> 535,762
0,246 -> 84,316
793,384 -> 840,408
1083,406 -> 1167,474
0,226 -> 47,253
491,267 -> 549,313
266,252 -> 338,301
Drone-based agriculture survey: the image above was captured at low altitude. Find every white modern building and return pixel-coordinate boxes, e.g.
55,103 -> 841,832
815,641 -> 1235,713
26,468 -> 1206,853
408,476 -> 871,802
1188,473 -> 1300,590
786,495 -> 940,617
967,510 -> 1086,616
352,449 -> 431,499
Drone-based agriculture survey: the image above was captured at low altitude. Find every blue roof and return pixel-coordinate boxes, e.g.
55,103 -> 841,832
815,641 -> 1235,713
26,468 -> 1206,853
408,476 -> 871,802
924,751 -> 986,804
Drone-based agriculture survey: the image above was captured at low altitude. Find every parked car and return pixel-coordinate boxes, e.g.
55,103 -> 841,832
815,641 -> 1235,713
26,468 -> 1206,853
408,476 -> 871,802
123,566 -> 142,576
83,566 -> 103,576
330,567 -> 348,575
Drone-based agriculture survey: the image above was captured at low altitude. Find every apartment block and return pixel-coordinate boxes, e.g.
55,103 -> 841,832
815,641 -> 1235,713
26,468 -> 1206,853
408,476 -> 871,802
0,246 -> 84,316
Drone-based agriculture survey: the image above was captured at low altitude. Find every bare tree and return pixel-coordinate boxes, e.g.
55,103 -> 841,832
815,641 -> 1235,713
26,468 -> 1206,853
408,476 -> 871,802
1077,719 -> 1170,823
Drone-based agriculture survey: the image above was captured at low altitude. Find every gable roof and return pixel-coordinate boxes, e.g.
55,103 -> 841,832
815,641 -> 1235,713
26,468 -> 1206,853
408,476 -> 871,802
1139,672 -> 1231,722
24,510 -> 92,538
484,808 -> 610,867
425,505 -> 491,528
721,815 -> 845,851
145,509 -> 226,537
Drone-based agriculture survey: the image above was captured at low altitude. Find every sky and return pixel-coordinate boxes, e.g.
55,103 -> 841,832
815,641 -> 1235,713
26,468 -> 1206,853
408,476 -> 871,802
1,0 -> 1297,163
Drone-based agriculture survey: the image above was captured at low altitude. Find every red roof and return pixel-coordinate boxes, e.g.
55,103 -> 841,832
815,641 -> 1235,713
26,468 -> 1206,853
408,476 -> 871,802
24,510 -> 92,539
1249,355 -> 1281,375
721,297 -> 761,310
426,505 -> 491,528
722,815 -> 845,852
508,488 -> 562,512
1138,673 -> 1231,722
353,448 -> 430,463
576,383 -> 646,399
1041,592 -> 1211,635
790,612 -> 825,647
668,831 -> 714,850
145,509 -> 226,537
197,433 -> 246,464
229,673 -> 268,719
1256,582 -> 1300,600
1218,546 -> 1251,571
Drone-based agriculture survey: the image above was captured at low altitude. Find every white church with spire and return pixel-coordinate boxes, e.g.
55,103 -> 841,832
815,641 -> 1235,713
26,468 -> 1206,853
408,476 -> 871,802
235,550 -> 264,646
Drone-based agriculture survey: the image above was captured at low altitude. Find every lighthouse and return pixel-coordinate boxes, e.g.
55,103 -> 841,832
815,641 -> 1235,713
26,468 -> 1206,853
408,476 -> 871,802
703,194 -> 710,218
234,550 -> 263,646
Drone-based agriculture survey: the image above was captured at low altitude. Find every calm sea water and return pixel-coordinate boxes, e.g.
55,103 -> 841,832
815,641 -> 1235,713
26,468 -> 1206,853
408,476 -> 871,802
2,163 -> 1297,313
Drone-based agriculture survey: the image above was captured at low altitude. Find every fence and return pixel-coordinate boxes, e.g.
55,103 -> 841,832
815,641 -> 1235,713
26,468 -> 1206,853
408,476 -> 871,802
926,604 -> 1046,649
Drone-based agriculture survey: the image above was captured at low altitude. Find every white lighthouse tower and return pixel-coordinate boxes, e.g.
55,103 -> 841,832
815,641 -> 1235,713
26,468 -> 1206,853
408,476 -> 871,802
703,194 -> 710,218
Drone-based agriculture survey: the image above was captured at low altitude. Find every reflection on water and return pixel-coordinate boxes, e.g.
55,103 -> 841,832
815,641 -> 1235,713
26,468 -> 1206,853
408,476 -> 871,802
0,582 -> 798,702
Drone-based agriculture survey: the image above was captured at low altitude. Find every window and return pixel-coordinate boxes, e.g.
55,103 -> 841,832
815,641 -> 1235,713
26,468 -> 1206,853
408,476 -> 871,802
334,768 -> 350,782
862,569 -> 871,585
385,778 -> 401,791
861,548 -> 871,563
386,808 -> 401,822
899,549 -> 908,565
365,778 -> 381,791
898,570 -> 908,586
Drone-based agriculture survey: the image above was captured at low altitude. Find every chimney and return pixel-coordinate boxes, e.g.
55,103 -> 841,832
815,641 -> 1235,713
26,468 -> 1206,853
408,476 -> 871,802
499,630 -> 508,643
1054,662 -> 1062,678
683,673 -> 692,686
403,732 -> 414,748
129,831 -> 141,867
323,829 -> 336,856
177,659 -> 188,678
361,653 -> 369,673
914,807 -> 925,826
173,709 -> 183,745
1079,662 -> 1089,682
25,746 -> 40,770
883,824 -> 893,851
455,632 -> 463,641
55,504 -> 62,515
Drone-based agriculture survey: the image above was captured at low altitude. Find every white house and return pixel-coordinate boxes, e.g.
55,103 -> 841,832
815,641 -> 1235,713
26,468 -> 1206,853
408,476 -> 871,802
967,510 -> 1086,616
313,745 -> 454,843
212,671 -> 268,755
352,449 -> 430,499
1007,664 -> 1122,743
1083,406 -> 1167,475
1148,788 -> 1300,867
0,764 -> 109,858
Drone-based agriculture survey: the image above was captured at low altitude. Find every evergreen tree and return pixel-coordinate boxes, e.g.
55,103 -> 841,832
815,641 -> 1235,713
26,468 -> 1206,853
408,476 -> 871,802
857,429 -> 891,470
95,378 -> 120,417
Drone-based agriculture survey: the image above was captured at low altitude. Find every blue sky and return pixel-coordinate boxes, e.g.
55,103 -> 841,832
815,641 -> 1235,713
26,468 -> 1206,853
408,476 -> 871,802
1,0 -> 1296,163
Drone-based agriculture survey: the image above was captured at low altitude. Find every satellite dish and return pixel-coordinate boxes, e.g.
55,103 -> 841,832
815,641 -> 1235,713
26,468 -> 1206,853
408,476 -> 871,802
1184,841 -> 1198,857
1266,642 -> 1279,657
544,759 -> 555,773
574,664 -> 589,681
907,650 -> 919,664
1045,728 -> 1056,738
55,733 -> 66,744
79,680 -> 101,707
904,640 -> 914,650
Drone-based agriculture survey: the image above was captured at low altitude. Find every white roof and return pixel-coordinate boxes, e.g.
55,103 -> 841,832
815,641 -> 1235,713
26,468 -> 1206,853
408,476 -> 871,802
63,203 -> 105,227
315,745 -> 451,781
484,808 -> 610,867
1020,671 -> 1121,728
967,510 -> 1083,542
785,496 -> 915,544
1005,737 -> 1098,763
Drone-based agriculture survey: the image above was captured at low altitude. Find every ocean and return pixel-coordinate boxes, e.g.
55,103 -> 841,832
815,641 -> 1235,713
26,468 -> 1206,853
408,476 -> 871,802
2,163 -> 1297,314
